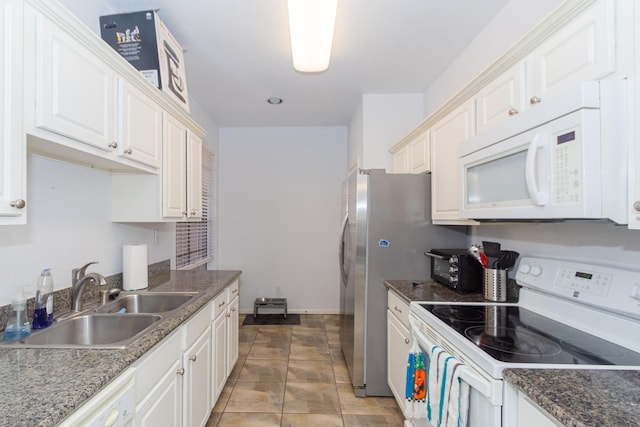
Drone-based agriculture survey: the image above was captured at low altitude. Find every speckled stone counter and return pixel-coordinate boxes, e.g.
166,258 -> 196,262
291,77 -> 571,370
0,269 -> 241,427
384,279 -> 519,304
504,369 -> 640,427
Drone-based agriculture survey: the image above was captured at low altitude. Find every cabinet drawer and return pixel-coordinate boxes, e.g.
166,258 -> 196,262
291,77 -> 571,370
212,291 -> 227,319
227,280 -> 239,301
183,302 -> 211,349
387,290 -> 410,329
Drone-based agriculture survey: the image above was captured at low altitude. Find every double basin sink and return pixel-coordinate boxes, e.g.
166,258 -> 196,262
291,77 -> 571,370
4,292 -> 197,349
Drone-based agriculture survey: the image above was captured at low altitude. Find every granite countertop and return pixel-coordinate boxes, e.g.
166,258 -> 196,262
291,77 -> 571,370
386,279 -> 640,427
504,369 -> 640,427
0,269 -> 242,427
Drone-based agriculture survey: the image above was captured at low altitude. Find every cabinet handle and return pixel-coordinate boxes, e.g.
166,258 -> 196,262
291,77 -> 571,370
124,148 -> 133,155
191,210 -> 197,216
405,338 -> 410,344
177,368 -> 185,376
10,199 -> 26,209
218,301 -> 226,308
394,306 -> 402,314
231,307 -> 236,312
508,108 -> 519,116
182,211 -> 188,217
189,355 -> 197,362
227,312 -> 231,317
108,141 -> 118,149
530,96 -> 542,105
634,201 -> 640,212
232,289 -> 238,294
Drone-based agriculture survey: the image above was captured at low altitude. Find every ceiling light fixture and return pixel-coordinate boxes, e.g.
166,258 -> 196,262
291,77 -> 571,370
267,97 -> 284,105
287,0 -> 338,73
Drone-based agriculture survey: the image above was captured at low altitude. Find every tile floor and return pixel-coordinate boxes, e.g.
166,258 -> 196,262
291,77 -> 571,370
205,314 -> 405,427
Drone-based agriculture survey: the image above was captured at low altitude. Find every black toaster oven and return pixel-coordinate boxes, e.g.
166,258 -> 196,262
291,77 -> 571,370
425,249 -> 483,293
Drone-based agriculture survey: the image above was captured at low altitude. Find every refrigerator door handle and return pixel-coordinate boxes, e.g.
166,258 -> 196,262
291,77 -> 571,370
339,214 -> 348,287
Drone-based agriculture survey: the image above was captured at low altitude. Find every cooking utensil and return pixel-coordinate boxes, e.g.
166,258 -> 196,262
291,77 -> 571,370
482,241 -> 501,268
469,245 -> 488,268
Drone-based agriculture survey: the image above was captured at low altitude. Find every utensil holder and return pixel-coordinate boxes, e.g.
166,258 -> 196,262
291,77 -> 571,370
483,268 -> 507,302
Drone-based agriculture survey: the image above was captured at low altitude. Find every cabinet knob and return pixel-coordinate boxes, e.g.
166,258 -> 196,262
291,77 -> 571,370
508,108 -> 519,116
108,141 -> 118,149
191,210 -> 197,216
227,312 -> 231,317
634,201 -> 640,212
405,338 -> 410,344
182,211 -> 188,217
530,96 -> 542,105
189,355 -> 197,362
176,368 -> 185,376
231,307 -> 236,312
394,306 -> 402,314
10,199 -> 26,209
124,148 -> 133,155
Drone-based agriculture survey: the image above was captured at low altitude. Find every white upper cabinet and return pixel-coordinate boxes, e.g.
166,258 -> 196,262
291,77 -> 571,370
392,148 -> 409,174
528,0 -> 616,106
118,78 -> 162,169
32,8 -> 116,152
407,131 -> 430,174
163,113 -> 188,219
430,99 -> 476,223
186,130 -> 203,219
0,0 -> 26,224
476,62 -> 526,134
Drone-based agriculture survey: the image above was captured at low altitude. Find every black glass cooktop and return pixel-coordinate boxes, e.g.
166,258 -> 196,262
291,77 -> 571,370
419,304 -> 640,365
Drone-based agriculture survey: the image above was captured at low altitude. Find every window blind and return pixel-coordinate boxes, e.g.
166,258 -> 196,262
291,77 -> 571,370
176,147 -> 215,269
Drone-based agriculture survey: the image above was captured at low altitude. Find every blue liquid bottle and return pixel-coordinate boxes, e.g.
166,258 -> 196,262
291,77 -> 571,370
33,268 -> 54,329
3,294 -> 31,341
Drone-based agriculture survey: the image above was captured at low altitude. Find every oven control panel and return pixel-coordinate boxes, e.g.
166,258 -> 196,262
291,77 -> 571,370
516,256 -> 640,318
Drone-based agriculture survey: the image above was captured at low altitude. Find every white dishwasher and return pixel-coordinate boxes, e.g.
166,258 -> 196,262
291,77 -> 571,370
59,369 -> 135,427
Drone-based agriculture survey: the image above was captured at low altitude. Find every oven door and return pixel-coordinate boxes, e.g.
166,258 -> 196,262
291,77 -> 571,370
407,314 -> 502,427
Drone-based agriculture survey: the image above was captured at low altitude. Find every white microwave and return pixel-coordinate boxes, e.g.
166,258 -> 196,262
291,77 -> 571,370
459,81 -> 627,223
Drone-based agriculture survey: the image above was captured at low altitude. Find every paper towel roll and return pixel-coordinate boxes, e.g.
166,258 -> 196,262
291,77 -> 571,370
123,244 -> 148,291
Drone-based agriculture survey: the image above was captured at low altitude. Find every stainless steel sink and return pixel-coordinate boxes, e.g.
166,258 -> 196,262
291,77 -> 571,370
5,313 -> 161,349
94,292 -> 196,314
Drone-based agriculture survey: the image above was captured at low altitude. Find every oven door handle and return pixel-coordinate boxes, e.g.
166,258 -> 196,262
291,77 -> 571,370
410,316 -> 503,406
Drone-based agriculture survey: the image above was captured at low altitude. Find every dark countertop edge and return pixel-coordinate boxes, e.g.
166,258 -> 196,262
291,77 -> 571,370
503,369 -> 640,427
0,269 -> 242,427
384,279 -> 519,304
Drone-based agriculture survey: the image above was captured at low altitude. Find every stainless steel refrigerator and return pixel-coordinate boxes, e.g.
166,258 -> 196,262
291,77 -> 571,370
338,169 -> 467,397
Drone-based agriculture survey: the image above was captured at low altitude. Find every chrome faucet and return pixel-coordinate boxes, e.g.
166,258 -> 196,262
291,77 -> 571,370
71,262 -> 107,312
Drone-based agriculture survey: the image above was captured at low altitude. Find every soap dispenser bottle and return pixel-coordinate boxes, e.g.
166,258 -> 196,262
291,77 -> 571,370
33,268 -> 54,329
3,292 -> 31,341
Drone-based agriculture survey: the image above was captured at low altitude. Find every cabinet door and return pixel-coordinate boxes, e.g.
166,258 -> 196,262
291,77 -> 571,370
392,148 -> 408,173
135,358 -> 183,427
211,312 -> 227,403
387,310 -> 410,410
0,0 -> 25,224
431,99 -> 476,221
517,393 -> 562,427
530,0 -> 615,105
186,130 -> 203,219
408,131 -> 430,174
183,327 -> 212,427
476,63 -> 526,134
35,12 -> 116,151
226,296 -> 239,377
163,113 -> 187,219
118,79 -> 162,169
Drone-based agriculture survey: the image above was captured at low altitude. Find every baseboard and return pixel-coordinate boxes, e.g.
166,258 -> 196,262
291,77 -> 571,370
239,308 -> 341,315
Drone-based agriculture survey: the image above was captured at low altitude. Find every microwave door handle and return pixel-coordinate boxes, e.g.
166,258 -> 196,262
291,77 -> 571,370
525,133 -> 550,206
339,214 -> 349,287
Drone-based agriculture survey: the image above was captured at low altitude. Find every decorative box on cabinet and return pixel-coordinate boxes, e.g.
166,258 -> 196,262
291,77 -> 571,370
430,99 -> 476,223
0,0 -> 26,224
387,290 -> 411,411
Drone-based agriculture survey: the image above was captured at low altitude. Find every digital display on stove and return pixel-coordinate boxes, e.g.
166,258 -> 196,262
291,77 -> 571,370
575,271 -> 593,280
418,303 -> 640,366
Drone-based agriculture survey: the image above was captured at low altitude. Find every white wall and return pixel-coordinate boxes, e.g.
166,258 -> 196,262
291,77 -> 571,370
217,126 -> 348,313
349,94 -> 424,171
0,155 -> 173,305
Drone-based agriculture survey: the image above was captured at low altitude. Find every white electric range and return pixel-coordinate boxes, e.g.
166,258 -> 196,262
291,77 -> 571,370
408,256 -> 640,426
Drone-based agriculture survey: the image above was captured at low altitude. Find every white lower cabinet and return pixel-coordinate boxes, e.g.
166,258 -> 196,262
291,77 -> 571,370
211,279 -> 240,405
132,301 -> 212,427
386,290 -> 411,411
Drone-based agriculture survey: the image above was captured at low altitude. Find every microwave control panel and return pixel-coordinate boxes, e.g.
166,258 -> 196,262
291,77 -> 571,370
553,128 -> 582,205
